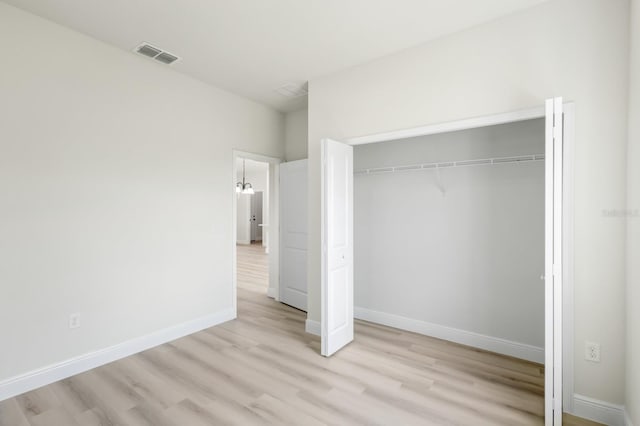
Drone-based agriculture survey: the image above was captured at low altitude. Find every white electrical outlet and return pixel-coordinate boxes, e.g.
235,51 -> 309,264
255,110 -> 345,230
585,341 -> 601,362
69,313 -> 81,329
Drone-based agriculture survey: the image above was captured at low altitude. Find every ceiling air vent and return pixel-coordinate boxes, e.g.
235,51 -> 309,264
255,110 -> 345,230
275,82 -> 308,98
134,42 -> 180,65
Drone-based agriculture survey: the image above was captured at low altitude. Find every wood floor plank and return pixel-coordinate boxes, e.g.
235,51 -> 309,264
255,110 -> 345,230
563,413 -> 604,426
104,357 -> 186,410
29,407 -> 80,426
13,387 -> 61,420
163,399 -> 233,426
0,398 -> 30,426
246,393 -> 327,426
3,242 -> 598,425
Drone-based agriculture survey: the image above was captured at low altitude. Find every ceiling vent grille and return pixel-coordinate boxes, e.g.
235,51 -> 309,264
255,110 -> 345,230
275,82 -> 308,98
134,42 -> 180,65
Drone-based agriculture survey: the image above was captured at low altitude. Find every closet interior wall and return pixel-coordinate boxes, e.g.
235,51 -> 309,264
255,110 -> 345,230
353,118 -> 545,357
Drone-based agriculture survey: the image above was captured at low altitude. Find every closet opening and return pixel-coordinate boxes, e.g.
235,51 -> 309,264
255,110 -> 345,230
320,101 -> 574,425
352,118 -> 546,363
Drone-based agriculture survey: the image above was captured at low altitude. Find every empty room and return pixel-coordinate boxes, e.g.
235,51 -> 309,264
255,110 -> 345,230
0,1 -> 638,425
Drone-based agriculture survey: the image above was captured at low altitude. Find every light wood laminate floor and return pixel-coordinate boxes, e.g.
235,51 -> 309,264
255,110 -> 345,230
1,243 -> 601,426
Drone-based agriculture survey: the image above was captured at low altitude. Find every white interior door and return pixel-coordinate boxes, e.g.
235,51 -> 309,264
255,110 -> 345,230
545,97 -> 564,425
279,159 -> 308,311
321,138 -> 353,357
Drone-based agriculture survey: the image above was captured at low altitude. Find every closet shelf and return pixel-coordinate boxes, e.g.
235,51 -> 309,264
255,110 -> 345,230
354,154 -> 545,176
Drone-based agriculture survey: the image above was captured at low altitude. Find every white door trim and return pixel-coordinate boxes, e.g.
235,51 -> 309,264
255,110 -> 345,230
546,97 -> 564,425
341,103 -> 575,421
347,106 -> 546,146
562,103 -> 576,414
232,150 -> 282,313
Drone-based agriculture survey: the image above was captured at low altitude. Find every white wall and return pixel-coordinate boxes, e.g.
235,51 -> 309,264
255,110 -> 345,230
308,0 -> 629,405
0,3 -> 283,386
284,107 -> 308,161
237,165 -> 269,194
626,0 -> 640,423
354,120 -> 544,350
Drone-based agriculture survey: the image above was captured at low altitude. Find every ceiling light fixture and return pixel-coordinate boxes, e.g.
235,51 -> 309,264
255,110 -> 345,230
236,159 -> 254,194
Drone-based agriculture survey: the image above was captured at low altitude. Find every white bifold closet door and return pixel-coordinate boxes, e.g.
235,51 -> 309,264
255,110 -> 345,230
545,97 -> 564,426
279,159 -> 308,311
321,139 -> 353,357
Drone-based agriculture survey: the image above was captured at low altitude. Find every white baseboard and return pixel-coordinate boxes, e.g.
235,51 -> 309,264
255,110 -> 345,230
267,287 -> 277,299
354,306 -> 544,363
305,319 -> 321,336
573,394 -> 627,426
0,308 -> 236,402
236,240 -> 251,245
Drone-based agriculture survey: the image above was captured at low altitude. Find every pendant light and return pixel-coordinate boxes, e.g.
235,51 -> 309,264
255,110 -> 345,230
236,159 -> 254,194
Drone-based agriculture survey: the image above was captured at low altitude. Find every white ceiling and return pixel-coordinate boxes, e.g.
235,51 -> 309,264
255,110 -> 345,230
4,0 -> 549,112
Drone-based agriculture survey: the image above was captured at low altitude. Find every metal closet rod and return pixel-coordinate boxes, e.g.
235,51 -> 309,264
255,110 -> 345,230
354,154 -> 545,175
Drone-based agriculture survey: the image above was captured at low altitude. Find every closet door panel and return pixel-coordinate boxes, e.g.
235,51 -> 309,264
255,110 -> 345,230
321,138 -> 354,357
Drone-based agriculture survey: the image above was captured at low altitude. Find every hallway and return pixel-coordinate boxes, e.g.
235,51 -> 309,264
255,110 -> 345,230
236,242 -> 269,295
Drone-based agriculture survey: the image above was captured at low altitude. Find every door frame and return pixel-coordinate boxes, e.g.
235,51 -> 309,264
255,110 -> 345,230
338,103 -> 575,415
232,150 -> 282,315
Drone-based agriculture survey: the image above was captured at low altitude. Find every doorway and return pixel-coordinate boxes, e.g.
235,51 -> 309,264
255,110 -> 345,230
232,151 -> 281,315
320,99 -> 574,425
236,157 -> 269,297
